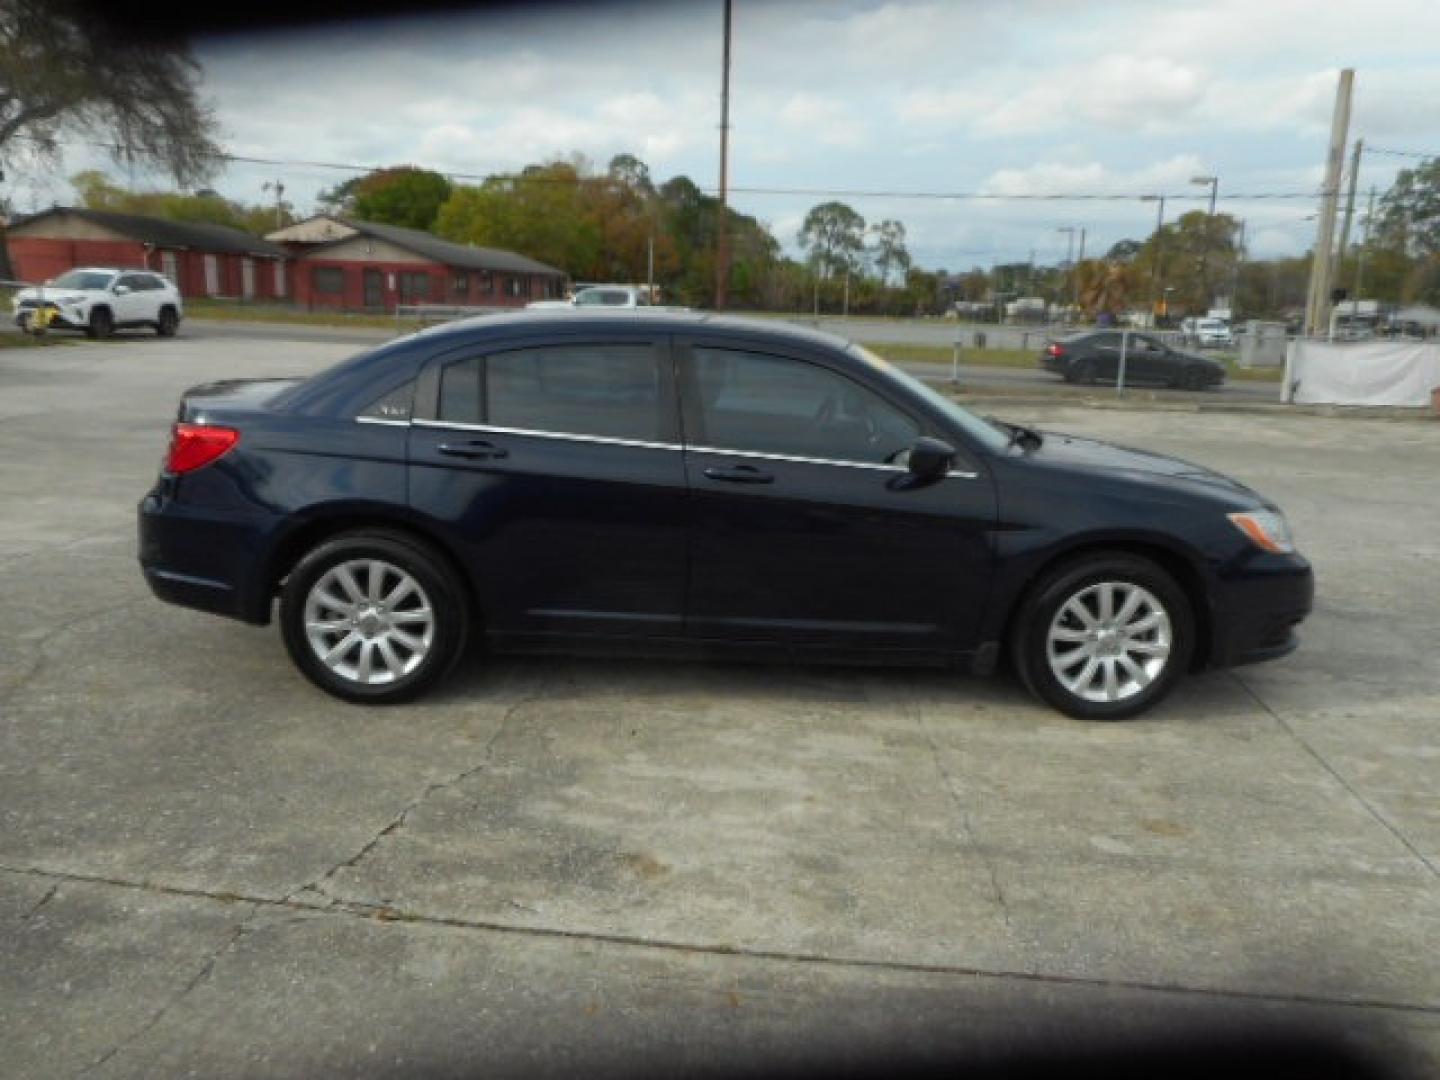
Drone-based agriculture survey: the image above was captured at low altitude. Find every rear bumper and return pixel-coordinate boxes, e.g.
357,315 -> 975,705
138,488 -> 274,624
1208,553 -> 1314,668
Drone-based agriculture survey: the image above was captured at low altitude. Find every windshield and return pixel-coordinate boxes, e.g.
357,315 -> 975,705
851,345 -> 1011,452
47,270 -> 115,291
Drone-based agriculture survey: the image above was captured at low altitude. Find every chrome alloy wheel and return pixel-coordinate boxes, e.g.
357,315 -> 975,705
303,558 -> 435,686
1045,581 -> 1172,704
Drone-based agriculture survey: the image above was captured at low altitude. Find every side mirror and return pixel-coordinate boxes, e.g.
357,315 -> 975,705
113,284 -> 131,295
906,436 -> 956,481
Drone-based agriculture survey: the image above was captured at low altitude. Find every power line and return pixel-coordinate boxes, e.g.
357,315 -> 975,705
1366,146 -> 1438,159
39,135 -> 1340,204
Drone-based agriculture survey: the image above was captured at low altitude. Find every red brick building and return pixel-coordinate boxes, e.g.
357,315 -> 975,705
268,216 -> 567,312
5,207 -> 290,300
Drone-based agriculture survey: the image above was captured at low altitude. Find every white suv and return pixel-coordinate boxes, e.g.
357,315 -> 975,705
13,267 -> 183,338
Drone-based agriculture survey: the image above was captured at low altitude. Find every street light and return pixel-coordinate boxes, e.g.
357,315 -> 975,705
1056,225 -> 1086,321
1191,174 -> 1219,311
1141,194 -> 1166,326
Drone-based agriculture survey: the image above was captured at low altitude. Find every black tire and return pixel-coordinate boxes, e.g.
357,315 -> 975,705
279,529 -> 471,704
1181,367 -> 1208,391
156,307 -> 179,337
86,307 -> 113,340
1009,553 -> 1194,721
1072,358 -> 1096,385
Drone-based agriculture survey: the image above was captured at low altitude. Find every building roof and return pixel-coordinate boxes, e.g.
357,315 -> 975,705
286,216 -> 565,277
11,206 -> 288,258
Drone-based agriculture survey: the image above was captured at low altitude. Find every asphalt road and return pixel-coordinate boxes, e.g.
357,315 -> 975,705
1,335 -> 1437,1077
173,317 -> 1281,403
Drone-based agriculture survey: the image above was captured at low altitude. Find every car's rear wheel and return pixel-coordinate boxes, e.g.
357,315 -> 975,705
1072,359 -> 1096,385
156,307 -> 179,337
1182,367 -> 1209,391
279,530 -> 470,704
86,307 -> 113,340
1010,553 -> 1194,720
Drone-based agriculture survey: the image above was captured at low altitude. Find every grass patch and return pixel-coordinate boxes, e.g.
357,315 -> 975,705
867,342 -> 1040,370
186,300 -> 401,331
0,333 -> 71,348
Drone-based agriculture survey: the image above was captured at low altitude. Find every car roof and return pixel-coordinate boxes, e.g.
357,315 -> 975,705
414,309 -> 855,351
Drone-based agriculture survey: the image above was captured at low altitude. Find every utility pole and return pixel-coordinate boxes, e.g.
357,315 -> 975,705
646,232 -> 655,304
262,180 -> 285,230
714,0 -> 733,310
1074,227 -> 1086,313
1354,185 -> 1376,303
1229,218 -> 1246,313
1304,68 -> 1354,336
1337,137 -> 1363,260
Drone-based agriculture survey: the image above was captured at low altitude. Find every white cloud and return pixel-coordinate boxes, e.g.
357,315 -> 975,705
778,93 -> 868,148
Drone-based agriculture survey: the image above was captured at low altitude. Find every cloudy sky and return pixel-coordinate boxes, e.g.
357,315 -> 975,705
29,0 -> 1440,270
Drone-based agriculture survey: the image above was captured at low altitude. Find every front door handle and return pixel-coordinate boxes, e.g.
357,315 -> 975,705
437,439 -> 508,460
703,464 -> 774,484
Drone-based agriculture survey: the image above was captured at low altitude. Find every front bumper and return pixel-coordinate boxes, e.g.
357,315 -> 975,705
1208,552 -> 1314,668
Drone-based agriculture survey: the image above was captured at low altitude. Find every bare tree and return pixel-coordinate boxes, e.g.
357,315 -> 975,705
0,0 -> 221,187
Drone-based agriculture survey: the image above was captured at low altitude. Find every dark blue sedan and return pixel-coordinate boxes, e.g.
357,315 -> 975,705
139,311 -> 1311,719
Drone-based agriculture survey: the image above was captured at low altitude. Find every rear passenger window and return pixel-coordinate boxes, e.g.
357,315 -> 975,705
485,344 -> 661,441
438,357 -> 481,425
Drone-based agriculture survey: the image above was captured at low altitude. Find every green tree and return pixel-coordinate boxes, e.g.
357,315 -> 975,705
1375,157 -> 1440,258
0,0 -> 219,186
798,201 -> 866,279
1131,210 -> 1240,316
68,170 -> 294,235
869,219 -> 910,286
352,166 -> 453,231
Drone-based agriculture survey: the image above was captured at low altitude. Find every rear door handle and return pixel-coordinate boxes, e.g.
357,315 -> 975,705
437,439 -> 508,460
703,464 -> 774,484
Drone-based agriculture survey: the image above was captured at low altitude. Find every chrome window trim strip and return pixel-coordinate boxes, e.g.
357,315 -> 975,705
411,417 -> 678,452
355,417 -> 413,427
378,418 -> 978,478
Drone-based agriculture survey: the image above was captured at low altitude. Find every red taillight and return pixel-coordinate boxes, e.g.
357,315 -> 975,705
1046,343 -> 1066,357
166,423 -> 239,474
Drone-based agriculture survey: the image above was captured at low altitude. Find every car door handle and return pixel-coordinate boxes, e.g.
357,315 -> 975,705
437,439 -> 509,460
703,464 -> 774,484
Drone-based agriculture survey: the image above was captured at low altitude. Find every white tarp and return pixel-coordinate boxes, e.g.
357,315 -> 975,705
1288,340 -> 1440,407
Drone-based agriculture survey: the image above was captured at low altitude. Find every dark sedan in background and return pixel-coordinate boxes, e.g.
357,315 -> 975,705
139,312 -> 1308,720
1041,330 -> 1226,389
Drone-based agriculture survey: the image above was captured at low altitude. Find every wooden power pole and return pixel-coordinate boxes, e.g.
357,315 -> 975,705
715,0 -> 733,310
1304,68 -> 1354,336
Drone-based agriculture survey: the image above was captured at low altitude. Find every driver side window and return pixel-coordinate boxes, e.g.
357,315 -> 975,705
687,347 -> 919,465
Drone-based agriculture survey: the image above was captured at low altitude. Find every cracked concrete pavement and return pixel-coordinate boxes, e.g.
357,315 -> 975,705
2,333 -> 1439,1077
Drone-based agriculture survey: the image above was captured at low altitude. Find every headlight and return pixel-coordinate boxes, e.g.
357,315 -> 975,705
1228,510 -> 1296,554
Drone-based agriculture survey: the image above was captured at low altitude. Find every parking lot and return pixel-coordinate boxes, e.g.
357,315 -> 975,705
2,331 -> 1439,1077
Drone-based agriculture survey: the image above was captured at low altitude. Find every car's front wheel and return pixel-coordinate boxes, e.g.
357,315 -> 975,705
1010,553 -> 1195,720
279,530 -> 470,704
86,307 -> 113,339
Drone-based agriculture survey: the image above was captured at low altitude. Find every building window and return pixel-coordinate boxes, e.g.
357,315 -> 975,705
274,260 -> 287,298
313,266 -> 345,295
399,272 -> 431,302
203,254 -> 220,296
505,275 -> 524,298
476,271 -> 493,295
452,273 -> 469,297
160,251 -> 179,286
